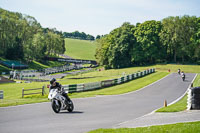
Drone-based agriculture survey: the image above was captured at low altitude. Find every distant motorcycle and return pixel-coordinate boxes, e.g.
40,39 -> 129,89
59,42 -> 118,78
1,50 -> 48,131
178,69 -> 181,75
48,88 -> 74,113
181,73 -> 185,81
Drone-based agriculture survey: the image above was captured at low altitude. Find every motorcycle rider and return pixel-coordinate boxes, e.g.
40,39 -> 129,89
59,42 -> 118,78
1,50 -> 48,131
181,71 -> 185,81
178,69 -> 181,75
49,78 -> 71,103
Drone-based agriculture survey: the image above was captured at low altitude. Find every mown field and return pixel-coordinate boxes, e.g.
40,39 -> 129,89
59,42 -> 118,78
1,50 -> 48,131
65,38 -> 97,60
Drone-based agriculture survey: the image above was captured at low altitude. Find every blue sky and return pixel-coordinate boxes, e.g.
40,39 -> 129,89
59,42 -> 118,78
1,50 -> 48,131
0,0 -> 200,36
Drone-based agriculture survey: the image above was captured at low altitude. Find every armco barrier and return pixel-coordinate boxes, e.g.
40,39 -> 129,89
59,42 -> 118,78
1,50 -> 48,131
131,74 -> 135,79
114,79 -> 118,85
138,72 -> 141,77
84,82 -> 101,91
128,74 -> 132,81
124,76 -> 128,82
68,84 -> 77,93
101,80 -> 115,87
0,90 -> 3,99
60,68 -> 155,93
140,72 -> 143,77
77,83 -> 84,92
117,78 -> 121,84
121,77 -> 125,83
63,85 -> 69,92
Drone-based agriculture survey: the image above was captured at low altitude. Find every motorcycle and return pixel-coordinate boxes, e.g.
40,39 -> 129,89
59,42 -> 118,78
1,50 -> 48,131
181,73 -> 185,81
48,88 -> 74,113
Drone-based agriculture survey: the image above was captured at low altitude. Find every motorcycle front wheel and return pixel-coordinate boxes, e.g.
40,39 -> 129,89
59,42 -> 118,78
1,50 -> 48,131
67,99 -> 74,112
51,99 -> 61,113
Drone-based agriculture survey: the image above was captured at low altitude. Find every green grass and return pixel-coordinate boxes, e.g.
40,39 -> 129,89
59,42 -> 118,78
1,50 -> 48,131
28,60 -> 66,69
0,58 -> 66,74
156,74 -> 200,112
154,64 -> 200,73
0,64 -> 11,73
0,82 -> 49,107
28,60 -> 49,69
65,38 -> 97,60
193,74 -> 200,87
88,121 -> 200,133
156,95 -> 188,112
60,66 -> 158,84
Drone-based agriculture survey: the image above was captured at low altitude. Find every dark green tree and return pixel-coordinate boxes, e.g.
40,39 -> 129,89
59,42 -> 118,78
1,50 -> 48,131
134,20 -> 164,64
96,22 -> 136,68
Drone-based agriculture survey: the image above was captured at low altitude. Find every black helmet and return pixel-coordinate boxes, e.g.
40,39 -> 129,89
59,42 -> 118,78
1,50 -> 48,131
50,78 -> 56,84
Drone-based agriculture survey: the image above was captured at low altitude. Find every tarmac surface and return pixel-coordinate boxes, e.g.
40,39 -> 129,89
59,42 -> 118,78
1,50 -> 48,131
0,73 -> 197,133
115,110 -> 200,128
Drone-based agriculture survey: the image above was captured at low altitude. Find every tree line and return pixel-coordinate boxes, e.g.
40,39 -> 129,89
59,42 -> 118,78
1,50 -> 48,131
0,8 -> 65,62
63,31 -> 95,40
96,15 -> 200,69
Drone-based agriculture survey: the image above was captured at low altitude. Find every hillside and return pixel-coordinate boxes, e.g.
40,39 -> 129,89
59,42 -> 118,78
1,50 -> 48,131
65,38 -> 97,60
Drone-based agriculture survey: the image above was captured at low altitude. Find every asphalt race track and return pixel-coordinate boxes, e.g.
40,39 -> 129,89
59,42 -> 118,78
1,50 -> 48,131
0,73 -> 196,133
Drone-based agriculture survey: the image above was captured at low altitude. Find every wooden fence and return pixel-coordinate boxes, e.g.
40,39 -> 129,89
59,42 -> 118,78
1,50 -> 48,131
22,86 -> 45,98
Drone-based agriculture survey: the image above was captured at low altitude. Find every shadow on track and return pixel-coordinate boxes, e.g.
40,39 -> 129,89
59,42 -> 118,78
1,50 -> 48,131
59,111 -> 84,114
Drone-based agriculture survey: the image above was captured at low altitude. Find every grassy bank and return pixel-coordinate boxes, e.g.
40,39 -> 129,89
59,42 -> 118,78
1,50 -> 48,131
155,64 -> 200,73
65,38 -> 97,60
88,121 -> 200,133
60,66 -> 160,84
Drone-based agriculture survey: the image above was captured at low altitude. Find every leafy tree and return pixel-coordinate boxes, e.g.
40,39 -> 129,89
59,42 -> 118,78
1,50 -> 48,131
63,31 -> 95,40
160,16 -> 199,63
96,22 -> 136,68
0,8 -> 66,62
96,35 -> 101,40
134,20 -> 164,64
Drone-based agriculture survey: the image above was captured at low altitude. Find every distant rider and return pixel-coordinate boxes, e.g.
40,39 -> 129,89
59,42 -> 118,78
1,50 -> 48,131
181,71 -> 185,81
178,69 -> 181,75
49,78 -> 70,102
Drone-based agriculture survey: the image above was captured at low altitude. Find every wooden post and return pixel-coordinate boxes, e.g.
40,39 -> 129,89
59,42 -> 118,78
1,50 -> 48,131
42,86 -> 44,96
164,100 -> 167,107
22,88 -> 24,98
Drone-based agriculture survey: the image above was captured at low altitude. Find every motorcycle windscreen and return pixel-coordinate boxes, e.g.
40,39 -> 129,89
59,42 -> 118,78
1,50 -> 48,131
48,89 -> 57,99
